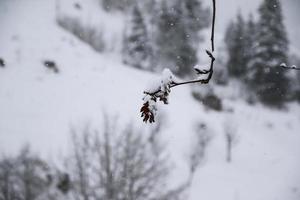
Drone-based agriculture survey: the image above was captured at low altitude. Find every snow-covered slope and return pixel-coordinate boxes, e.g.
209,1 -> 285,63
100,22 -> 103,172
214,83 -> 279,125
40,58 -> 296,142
0,0 -> 300,200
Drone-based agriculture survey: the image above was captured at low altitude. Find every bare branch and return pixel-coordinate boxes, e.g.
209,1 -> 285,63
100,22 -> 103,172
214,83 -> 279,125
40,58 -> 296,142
280,63 -> 300,70
141,0 -> 217,123
211,0 -> 216,52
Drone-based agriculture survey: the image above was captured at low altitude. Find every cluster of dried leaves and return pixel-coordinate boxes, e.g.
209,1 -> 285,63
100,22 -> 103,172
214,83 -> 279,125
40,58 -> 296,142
140,100 -> 156,123
140,82 -> 171,123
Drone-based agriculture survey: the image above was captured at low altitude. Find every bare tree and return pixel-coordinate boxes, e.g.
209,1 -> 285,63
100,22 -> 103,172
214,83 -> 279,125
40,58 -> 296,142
67,115 -> 198,200
67,125 -> 95,200
189,123 -> 213,174
0,156 -> 18,200
0,117 -> 202,200
0,145 -> 50,200
224,121 -> 238,163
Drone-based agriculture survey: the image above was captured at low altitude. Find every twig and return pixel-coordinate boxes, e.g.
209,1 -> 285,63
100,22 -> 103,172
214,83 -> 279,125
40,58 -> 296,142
144,51 -> 215,97
280,64 -> 300,70
141,0 -> 217,123
144,0 -> 216,96
211,0 -> 216,52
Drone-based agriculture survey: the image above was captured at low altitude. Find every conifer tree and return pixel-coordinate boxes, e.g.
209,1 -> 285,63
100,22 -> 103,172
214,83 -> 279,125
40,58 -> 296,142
183,0 -> 210,42
123,4 -> 152,70
248,0 -> 289,107
225,12 -> 248,78
156,0 -> 197,77
244,14 -> 257,83
101,0 -> 134,11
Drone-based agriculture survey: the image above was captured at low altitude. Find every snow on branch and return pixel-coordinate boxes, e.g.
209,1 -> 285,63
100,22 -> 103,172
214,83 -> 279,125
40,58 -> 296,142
140,0 -> 216,123
280,63 -> 300,70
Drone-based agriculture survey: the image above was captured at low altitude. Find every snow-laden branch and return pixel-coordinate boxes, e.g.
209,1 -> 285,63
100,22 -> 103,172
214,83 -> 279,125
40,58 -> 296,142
280,63 -> 300,70
140,0 -> 216,123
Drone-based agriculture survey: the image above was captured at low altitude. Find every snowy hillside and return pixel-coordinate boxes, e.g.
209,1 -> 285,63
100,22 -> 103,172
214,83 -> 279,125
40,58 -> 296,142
0,0 -> 300,200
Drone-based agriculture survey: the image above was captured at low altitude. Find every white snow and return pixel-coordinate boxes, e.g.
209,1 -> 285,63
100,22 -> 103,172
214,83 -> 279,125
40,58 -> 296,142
57,0 -> 126,52
0,0 -> 300,200
280,63 -> 287,67
144,68 -> 178,94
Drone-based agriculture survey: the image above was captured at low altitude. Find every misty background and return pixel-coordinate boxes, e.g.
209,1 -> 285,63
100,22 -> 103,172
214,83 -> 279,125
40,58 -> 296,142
0,0 -> 299,200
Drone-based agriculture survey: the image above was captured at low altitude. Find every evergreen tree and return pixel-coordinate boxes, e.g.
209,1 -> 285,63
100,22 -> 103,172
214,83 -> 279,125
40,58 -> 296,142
123,4 -> 152,70
244,14 -> 257,82
224,20 -> 236,76
225,12 -> 248,78
183,0 -> 210,43
101,0 -> 134,11
156,0 -> 197,77
248,0 -> 289,107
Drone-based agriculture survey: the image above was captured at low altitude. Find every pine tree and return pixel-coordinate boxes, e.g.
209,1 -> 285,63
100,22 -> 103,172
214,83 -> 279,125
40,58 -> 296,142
101,0 -> 134,11
156,0 -> 197,77
248,0 -> 289,107
225,12 -> 248,78
123,4 -> 152,70
183,0 -> 210,42
244,14 -> 257,83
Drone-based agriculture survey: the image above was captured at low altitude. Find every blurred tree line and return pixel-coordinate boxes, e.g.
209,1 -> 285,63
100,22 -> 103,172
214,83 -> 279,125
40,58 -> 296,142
119,0 -> 300,108
122,0 -> 210,77
0,116 -> 207,200
56,0 -> 300,108
224,0 -> 299,107
57,0 -> 210,77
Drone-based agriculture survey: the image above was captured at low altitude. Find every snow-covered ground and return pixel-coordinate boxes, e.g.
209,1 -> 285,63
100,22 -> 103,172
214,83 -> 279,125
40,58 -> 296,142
0,0 -> 300,200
